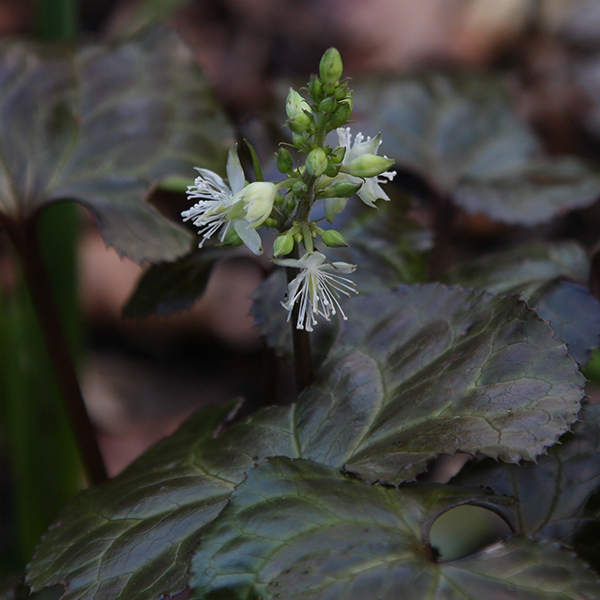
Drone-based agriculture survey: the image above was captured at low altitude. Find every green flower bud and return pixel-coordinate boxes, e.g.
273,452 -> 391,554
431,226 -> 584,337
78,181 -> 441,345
330,100 -> 352,128
334,82 -> 350,100
292,133 -> 309,152
293,231 -> 303,243
321,229 -> 348,248
330,179 -> 362,197
273,233 -> 295,256
308,74 -> 323,101
276,148 -> 294,173
306,147 -> 328,177
292,181 -> 308,196
286,88 -> 312,134
330,147 -> 346,164
286,88 -> 311,119
319,47 -> 343,84
318,96 -> 337,114
325,162 -> 340,177
345,153 -> 395,178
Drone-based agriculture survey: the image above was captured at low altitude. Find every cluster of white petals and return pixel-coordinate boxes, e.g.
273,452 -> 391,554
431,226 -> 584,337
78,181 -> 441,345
337,127 -> 397,207
275,251 -> 357,332
181,145 -> 276,255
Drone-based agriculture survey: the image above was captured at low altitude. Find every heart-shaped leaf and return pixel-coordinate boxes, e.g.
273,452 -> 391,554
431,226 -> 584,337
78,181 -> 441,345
352,74 -> 600,224
443,242 -> 600,365
453,401 -> 600,572
26,403 -> 298,600
296,284 -> 584,484
190,457 -> 600,600
0,27 -> 233,263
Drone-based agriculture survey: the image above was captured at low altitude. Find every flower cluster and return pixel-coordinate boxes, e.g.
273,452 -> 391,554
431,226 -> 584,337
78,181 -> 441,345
181,48 -> 395,331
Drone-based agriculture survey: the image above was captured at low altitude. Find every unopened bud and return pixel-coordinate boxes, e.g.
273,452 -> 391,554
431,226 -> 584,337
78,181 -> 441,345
318,96 -> 336,114
286,88 -> 312,133
345,154 -> 395,178
319,47 -> 343,84
330,147 -> 346,164
292,181 -> 308,196
273,233 -> 295,256
330,179 -> 362,197
321,229 -> 348,248
309,74 -> 323,101
325,162 -> 339,177
276,148 -> 294,173
292,133 -> 309,152
330,101 -> 352,128
306,148 -> 328,177
324,197 -> 349,223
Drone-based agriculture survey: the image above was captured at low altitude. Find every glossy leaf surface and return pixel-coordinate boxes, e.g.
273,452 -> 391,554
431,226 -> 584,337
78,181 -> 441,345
27,403 -> 297,600
443,242 -> 600,364
353,75 -> 600,224
0,28 -> 232,262
296,285 -> 584,483
453,402 -> 600,571
190,457 -> 600,600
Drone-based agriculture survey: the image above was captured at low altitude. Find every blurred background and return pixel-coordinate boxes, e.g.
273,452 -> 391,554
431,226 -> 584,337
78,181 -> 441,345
3,0 -> 600,579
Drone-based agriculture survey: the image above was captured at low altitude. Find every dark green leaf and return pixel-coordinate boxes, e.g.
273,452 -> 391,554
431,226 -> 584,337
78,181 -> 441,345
353,75 -> 600,224
123,248 -> 230,318
0,27 -> 233,263
443,242 -> 600,365
453,402 -> 600,571
190,457 -> 600,600
453,157 -> 600,226
296,284 -> 584,484
27,403 -> 297,600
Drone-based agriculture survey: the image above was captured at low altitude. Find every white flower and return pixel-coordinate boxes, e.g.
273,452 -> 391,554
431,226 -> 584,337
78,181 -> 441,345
181,145 -> 276,255
337,127 -> 396,208
275,251 -> 357,332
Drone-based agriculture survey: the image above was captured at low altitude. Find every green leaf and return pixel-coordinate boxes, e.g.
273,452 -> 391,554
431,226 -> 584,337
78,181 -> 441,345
353,74 -> 600,224
250,199 -> 431,361
190,457 -> 600,599
453,402 -> 600,572
443,242 -> 600,365
296,284 -> 584,484
26,403 -> 297,600
0,27 -> 233,263
122,248 -> 230,318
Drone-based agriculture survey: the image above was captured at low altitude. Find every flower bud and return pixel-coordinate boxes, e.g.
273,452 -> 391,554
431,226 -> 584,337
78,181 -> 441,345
306,147 -> 328,177
319,47 -> 343,84
330,179 -> 362,197
321,229 -> 348,248
308,74 -> 323,101
276,148 -> 294,173
239,181 -> 278,227
292,133 -> 309,152
273,233 -> 295,256
325,162 -> 339,177
292,181 -> 308,196
329,101 -> 352,128
345,154 -> 395,178
286,88 -> 312,133
318,96 -> 337,114
330,147 -> 346,164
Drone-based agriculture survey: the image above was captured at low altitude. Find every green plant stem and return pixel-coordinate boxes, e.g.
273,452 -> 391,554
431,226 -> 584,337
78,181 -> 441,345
286,246 -> 314,394
1,215 -> 107,485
